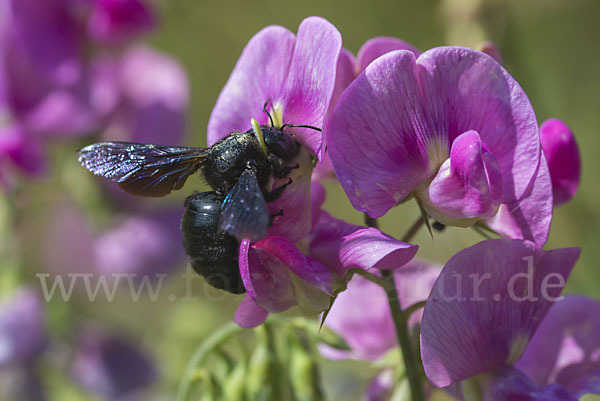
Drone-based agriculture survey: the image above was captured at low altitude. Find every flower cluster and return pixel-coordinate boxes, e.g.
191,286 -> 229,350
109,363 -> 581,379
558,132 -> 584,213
207,15 -> 589,401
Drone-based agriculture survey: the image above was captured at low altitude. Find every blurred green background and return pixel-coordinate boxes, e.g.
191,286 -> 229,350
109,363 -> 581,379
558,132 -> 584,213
3,0 -> 600,400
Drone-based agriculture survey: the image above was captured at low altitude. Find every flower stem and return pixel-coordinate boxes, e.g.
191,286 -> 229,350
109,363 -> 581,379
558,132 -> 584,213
365,215 -> 425,401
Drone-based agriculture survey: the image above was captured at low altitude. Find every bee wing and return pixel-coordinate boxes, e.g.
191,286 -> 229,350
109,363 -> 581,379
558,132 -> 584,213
219,167 -> 269,242
77,142 -> 208,197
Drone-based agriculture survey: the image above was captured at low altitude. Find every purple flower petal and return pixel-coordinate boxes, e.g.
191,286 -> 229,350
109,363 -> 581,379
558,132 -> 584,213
425,130 -> 503,224
539,119 -> 580,206
238,239 -> 296,313
484,366 -> 577,401
239,235 -> 334,318
516,295 -> 600,397
208,17 -> 341,157
357,36 -> 420,71
278,17 -> 342,157
487,151 -> 553,246
266,149 -> 313,243
309,211 -> 418,277
71,328 -> 157,400
254,236 -> 332,295
234,295 -> 269,329
327,48 -> 357,116
207,25 -> 295,145
0,288 -> 47,367
420,239 -> 580,387
555,363 -> 600,398
328,47 -> 540,219
88,0 -> 155,44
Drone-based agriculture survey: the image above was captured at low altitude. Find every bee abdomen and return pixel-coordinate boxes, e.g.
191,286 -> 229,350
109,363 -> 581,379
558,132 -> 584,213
181,192 -> 245,294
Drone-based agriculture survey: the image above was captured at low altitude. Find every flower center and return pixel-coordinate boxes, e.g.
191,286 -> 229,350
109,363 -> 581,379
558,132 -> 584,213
268,101 -> 284,127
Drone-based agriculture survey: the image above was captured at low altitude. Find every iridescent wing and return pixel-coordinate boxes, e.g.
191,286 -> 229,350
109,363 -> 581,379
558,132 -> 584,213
77,142 -> 208,197
219,166 -> 269,242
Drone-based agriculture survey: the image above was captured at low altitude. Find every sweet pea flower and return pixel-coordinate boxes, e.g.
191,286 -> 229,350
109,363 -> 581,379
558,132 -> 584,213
234,182 -> 418,328
207,17 -> 341,245
327,47 -> 553,246
71,327 -> 157,400
88,0 -> 155,44
0,288 -> 47,367
420,239 -> 581,399
539,118 -> 581,206
208,16 -> 341,158
321,259 -> 440,361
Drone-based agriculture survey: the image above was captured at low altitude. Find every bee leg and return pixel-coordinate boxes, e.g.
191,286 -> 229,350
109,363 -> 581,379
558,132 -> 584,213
269,155 -> 299,178
270,209 -> 284,224
264,178 -> 293,201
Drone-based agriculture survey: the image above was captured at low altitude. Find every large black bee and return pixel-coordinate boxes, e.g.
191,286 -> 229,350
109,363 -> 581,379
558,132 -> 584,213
77,111 -> 320,294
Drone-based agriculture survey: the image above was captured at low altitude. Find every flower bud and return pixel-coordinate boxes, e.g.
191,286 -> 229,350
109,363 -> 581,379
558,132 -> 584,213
539,119 -> 581,206
245,325 -> 282,401
222,359 -> 247,401
289,333 -> 324,401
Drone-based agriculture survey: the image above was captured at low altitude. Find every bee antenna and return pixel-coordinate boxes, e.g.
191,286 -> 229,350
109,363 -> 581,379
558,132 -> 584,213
262,99 -> 275,127
280,124 -> 322,132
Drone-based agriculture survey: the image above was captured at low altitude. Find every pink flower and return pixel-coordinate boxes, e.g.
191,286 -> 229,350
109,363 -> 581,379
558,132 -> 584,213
327,47 -> 553,245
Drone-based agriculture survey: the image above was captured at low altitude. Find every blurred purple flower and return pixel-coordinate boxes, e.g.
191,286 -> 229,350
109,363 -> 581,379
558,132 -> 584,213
234,182 -> 418,328
42,199 -> 186,280
327,47 -> 553,246
365,369 -> 395,401
539,118 -> 580,206
321,260 -> 439,361
94,208 -> 185,277
88,0 -> 155,44
71,327 -> 157,400
100,45 -> 189,145
0,0 -> 181,185
515,295 -> 600,398
420,239 -> 581,399
0,288 -> 47,367
1,0 -> 97,136
0,124 -> 46,187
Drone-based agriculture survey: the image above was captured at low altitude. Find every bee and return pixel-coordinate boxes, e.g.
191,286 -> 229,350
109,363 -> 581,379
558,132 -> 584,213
77,108 -> 321,293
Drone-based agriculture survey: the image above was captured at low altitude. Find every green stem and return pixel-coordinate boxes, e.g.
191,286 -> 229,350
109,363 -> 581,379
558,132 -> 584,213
176,322 -> 242,401
365,215 -> 425,401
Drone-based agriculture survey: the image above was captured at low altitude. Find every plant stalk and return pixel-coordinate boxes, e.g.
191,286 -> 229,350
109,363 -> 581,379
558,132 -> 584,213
365,215 -> 425,401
